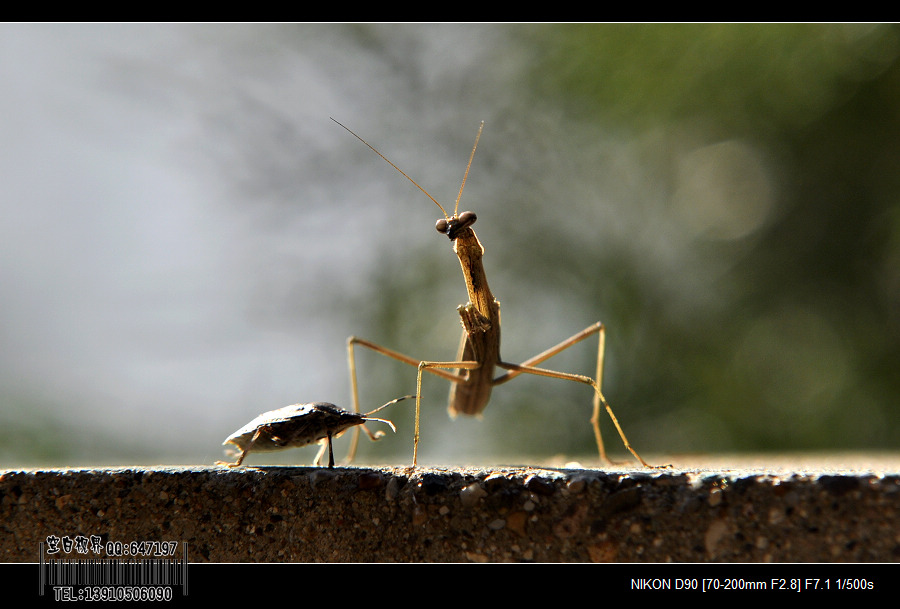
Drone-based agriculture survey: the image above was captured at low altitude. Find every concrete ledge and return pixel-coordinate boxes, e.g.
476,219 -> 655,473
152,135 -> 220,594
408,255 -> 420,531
2,458 -> 899,562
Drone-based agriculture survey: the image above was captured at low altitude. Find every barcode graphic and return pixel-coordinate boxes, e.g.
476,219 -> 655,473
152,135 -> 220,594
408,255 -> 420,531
39,543 -> 188,595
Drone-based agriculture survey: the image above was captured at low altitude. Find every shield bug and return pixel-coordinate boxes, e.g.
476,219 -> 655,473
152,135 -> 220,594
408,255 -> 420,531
218,395 -> 414,468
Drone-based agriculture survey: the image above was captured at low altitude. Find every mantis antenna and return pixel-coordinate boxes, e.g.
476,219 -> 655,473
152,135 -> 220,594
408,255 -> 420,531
331,118 -> 485,220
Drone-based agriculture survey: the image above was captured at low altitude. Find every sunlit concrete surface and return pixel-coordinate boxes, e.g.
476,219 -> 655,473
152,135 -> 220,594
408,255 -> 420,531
3,455 -> 900,562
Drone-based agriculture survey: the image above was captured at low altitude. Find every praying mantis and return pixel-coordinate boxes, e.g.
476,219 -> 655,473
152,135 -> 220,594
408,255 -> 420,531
333,118 -> 656,468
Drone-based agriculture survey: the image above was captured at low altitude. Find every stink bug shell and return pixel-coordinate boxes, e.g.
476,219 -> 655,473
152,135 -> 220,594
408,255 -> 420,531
224,402 -> 367,453
219,397 -> 409,468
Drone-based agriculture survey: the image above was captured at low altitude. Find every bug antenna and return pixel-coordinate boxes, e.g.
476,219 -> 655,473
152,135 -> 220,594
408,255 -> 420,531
331,118 -> 449,219
454,121 -> 484,216
360,416 -> 397,433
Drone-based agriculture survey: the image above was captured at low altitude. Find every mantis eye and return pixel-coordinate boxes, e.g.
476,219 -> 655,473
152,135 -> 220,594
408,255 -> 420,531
436,212 -> 478,239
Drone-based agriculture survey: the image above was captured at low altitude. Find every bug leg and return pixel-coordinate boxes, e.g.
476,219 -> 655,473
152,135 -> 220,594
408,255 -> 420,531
216,428 -> 263,468
359,424 -> 385,441
215,449 -> 248,468
327,432 -> 335,468
313,440 -> 328,467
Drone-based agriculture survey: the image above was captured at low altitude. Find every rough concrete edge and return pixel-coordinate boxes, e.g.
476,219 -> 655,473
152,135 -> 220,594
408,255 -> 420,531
3,460 -> 900,562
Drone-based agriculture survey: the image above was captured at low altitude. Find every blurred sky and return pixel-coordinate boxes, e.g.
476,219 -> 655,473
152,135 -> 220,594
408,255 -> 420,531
0,23 -> 575,466
2,24 -> 898,467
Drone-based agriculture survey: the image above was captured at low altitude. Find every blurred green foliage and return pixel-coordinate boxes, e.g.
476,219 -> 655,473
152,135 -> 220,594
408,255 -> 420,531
530,24 -> 898,133
538,24 -> 900,454
350,24 -> 900,459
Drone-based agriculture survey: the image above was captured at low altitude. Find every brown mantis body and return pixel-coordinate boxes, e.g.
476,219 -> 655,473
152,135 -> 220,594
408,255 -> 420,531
334,119 -> 654,468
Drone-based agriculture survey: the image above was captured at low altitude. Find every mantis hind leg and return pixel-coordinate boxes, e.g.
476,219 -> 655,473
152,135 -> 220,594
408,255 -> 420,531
493,322 -> 659,468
